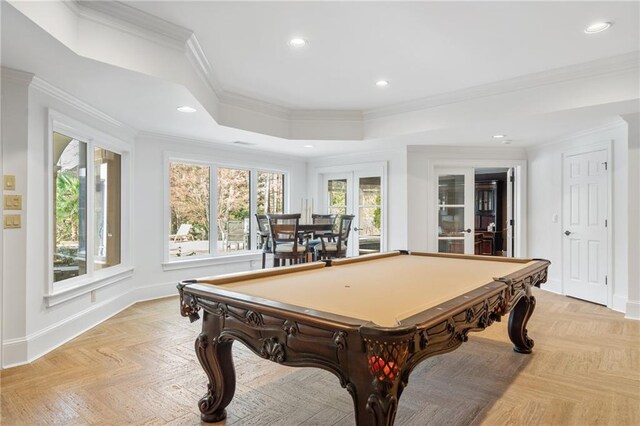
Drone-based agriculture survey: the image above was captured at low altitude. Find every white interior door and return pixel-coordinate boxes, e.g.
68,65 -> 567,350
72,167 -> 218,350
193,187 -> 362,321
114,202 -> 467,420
435,168 -> 475,254
562,149 -> 608,305
323,168 -> 385,257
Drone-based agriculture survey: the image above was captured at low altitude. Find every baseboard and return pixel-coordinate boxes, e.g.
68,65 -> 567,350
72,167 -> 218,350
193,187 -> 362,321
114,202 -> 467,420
611,293 -> 628,314
1,280 -> 190,368
625,299 -> 640,320
2,337 -> 28,369
2,290 -> 135,369
131,280 -> 181,303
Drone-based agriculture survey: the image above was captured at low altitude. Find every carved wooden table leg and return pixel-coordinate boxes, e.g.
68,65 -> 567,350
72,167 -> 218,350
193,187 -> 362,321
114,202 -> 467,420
507,293 -> 536,354
195,312 -> 236,423
349,377 -> 400,426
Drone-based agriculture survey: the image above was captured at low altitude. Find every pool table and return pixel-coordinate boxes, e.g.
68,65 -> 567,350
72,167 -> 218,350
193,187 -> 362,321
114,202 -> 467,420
178,251 -> 549,425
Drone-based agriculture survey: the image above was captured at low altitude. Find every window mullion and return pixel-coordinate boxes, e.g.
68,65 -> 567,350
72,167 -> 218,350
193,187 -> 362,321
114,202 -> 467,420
250,169 -> 257,251
211,166 -> 218,256
86,142 -> 95,277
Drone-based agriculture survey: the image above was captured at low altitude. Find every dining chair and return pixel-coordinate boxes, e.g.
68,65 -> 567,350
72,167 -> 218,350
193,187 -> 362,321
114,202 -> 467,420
314,214 -> 354,260
267,213 -> 306,267
255,214 -> 271,269
305,214 -> 337,260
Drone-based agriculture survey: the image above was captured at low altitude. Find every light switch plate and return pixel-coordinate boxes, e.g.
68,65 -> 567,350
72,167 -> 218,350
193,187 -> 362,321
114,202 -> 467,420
4,194 -> 22,210
4,214 -> 21,229
3,175 -> 16,190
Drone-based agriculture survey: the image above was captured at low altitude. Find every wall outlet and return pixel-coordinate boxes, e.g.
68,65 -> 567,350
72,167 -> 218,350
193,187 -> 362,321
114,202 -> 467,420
4,214 -> 21,229
3,175 -> 16,190
4,194 -> 22,210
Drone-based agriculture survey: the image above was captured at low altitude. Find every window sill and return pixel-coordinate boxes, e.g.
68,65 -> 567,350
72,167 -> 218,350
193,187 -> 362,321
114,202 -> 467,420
45,266 -> 134,308
162,252 -> 263,272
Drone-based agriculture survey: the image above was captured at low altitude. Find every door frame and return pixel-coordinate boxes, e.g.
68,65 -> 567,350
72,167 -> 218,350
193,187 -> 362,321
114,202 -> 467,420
426,159 -> 527,257
315,162 -> 388,255
561,140 -> 613,308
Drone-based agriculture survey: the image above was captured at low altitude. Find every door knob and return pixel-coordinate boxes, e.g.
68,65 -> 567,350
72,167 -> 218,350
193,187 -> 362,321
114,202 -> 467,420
461,228 -> 472,234
353,227 -> 360,232
564,230 -> 572,236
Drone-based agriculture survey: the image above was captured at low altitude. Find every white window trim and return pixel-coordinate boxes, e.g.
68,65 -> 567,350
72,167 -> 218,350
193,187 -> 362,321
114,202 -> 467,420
163,151 -> 289,264
46,109 -> 132,299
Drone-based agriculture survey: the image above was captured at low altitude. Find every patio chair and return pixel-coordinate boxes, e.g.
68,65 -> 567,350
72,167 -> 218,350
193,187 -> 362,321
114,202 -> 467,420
226,220 -> 247,250
170,224 -> 192,242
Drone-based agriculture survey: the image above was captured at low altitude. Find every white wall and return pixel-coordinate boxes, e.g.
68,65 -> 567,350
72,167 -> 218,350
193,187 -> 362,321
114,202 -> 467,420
1,73 -> 307,368
527,122 -> 629,312
306,149 -> 408,252
1,69 -> 33,365
406,146 -> 528,252
622,114 -> 639,319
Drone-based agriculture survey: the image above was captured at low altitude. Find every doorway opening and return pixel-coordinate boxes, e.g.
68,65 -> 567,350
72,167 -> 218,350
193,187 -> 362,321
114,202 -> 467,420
474,168 -> 512,257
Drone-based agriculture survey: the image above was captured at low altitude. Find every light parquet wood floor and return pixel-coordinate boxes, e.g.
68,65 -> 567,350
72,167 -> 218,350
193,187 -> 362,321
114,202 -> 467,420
1,288 -> 639,425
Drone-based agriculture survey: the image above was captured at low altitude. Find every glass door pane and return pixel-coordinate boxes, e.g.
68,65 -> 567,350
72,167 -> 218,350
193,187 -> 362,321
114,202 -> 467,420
436,169 -> 474,254
327,178 -> 348,217
357,176 -> 381,255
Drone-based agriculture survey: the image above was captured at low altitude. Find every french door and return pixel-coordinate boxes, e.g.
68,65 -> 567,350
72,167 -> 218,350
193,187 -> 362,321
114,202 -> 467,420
435,168 -> 475,254
323,169 -> 384,257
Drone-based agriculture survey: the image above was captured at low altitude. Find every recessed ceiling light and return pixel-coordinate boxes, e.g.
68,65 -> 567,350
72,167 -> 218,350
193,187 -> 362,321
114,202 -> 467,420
501,140 -> 512,145
288,38 -> 308,48
584,22 -> 612,34
303,144 -> 314,148
376,80 -> 389,87
493,134 -> 506,139
177,106 -> 196,113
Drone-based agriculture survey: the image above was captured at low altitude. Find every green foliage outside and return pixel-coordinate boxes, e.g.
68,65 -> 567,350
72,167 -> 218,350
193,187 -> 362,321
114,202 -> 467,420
56,172 -> 80,245
373,195 -> 381,230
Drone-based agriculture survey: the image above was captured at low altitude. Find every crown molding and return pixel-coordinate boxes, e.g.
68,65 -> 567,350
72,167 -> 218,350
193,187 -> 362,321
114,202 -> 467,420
525,118 -> 626,153
364,51 -> 640,120
31,76 -> 135,136
76,0 -> 191,51
219,91 -> 292,120
289,110 -> 364,122
0,67 -> 35,85
185,34 -> 224,97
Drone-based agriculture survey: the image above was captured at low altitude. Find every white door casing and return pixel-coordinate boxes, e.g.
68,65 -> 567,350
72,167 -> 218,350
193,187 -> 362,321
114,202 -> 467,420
506,167 -> 515,257
562,148 -> 609,305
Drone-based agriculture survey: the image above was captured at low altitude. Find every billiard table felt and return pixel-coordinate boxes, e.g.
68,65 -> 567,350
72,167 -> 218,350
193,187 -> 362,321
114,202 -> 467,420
208,255 -> 537,327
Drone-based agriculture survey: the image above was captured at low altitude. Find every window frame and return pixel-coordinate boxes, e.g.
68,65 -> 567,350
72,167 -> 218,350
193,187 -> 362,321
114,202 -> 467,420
163,152 -> 289,266
46,110 -> 132,301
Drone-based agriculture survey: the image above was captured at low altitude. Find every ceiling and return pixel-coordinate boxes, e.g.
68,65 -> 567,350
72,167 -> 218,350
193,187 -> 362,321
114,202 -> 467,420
2,1 -> 639,157
123,0 -> 639,110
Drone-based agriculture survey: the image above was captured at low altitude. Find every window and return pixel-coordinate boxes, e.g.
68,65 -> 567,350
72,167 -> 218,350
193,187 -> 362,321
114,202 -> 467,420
169,163 -> 210,257
257,171 -> 285,214
53,131 -> 123,284
168,161 -> 286,260
217,168 -> 250,254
